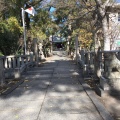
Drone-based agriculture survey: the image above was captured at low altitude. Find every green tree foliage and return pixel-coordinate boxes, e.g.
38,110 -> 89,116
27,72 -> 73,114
0,0 -> 52,55
29,8 -> 57,40
78,29 -> 92,49
0,17 -> 22,55
50,0 -> 94,50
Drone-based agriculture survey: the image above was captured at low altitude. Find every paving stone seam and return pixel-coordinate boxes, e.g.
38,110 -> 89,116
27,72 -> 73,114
77,70 -> 114,120
39,111 -> 102,114
36,61 -> 58,120
36,85 -> 49,120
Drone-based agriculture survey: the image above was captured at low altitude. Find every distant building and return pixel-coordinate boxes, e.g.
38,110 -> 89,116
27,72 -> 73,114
52,36 -> 67,50
52,36 -> 67,43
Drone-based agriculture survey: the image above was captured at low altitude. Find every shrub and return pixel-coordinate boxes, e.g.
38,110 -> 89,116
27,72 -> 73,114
0,17 -> 23,55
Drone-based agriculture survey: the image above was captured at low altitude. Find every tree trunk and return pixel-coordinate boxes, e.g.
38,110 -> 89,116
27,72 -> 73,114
95,0 -> 110,51
102,16 -> 110,51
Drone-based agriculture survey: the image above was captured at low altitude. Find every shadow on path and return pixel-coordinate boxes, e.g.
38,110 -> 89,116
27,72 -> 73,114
0,51 -> 113,120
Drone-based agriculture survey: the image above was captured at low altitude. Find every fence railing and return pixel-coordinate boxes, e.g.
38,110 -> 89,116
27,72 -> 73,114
78,49 -> 120,76
77,49 -> 120,94
0,54 -> 35,86
0,38 -> 46,87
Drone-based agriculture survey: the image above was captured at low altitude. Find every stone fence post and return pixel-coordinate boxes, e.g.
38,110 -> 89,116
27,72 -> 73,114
85,52 -> 89,64
90,52 -> 93,65
33,38 -> 39,66
80,49 -> 85,66
38,42 -> 45,60
98,51 -> 103,76
75,35 -> 79,63
0,59 -> 5,86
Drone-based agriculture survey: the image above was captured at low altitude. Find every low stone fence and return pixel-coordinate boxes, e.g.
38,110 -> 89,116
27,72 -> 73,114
78,50 -> 95,77
0,54 -> 35,86
77,49 -> 120,96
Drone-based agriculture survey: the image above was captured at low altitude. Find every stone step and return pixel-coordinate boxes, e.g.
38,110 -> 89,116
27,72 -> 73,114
22,74 -> 52,79
24,70 -> 53,74
52,73 -> 79,78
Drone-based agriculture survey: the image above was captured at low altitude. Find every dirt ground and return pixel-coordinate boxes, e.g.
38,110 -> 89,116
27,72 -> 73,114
84,79 -> 120,120
96,93 -> 120,120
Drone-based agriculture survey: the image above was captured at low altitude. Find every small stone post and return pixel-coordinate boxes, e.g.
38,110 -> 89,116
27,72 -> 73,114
75,35 -> 79,63
17,57 -> 21,68
33,38 -> 39,66
49,35 -> 53,55
39,42 -> 45,60
50,42 -> 53,55
67,38 -> 70,55
14,56 -> 20,79
85,52 -> 89,64
98,51 -> 103,77
12,57 -> 16,68
81,49 -> 85,65
0,59 -> 5,86
90,52 -> 93,65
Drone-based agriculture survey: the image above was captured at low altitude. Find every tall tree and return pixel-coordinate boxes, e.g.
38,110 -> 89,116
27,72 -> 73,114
50,0 -> 94,50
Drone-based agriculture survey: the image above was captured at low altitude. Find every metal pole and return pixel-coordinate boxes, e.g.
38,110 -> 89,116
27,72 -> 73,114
21,8 -> 26,55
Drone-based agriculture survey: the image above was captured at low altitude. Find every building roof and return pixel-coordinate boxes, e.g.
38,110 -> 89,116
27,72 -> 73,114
52,36 -> 67,43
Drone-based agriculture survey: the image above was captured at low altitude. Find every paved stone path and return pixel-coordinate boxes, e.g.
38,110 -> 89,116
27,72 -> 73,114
0,51 -> 113,120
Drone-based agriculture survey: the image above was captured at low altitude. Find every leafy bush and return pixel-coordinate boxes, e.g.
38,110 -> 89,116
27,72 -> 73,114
0,17 -> 23,55
0,51 -> 4,56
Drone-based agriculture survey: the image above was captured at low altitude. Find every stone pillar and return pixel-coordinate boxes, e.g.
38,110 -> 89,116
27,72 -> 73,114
38,42 -> 45,60
21,57 -> 25,66
25,56 -> 28,64
99,51 -> 103,75
90,53 -> 93,65
14,68 -> 21,79
30,53 -> 33,62
49,35 -> 53,55
80,49 -> 85,68
67,36 -> 71,55
85,52 -> 89,64
14,56 -> 21,79
81,49 -> 85,63
67,40 -> 70,55
87,52 -> 90,69
0,59 -> 5,86
89,52 -> 94,75
50,42 -> 53,55
17,57 -> 21,67
4,58 -> 8,69
8,57 -> 12,68
27,37 -> 32,55
12,57 -> 16,68
75,36 -> 79,62
33,38 -> 38,66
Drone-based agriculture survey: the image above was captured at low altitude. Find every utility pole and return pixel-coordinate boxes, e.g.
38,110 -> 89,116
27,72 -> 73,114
21,8 -> 26,55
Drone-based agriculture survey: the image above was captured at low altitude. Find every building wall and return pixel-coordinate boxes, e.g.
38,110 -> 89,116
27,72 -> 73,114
109,12 -> 120,50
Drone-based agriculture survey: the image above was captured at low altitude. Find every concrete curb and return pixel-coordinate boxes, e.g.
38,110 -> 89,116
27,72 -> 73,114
78,73 -> 114,120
